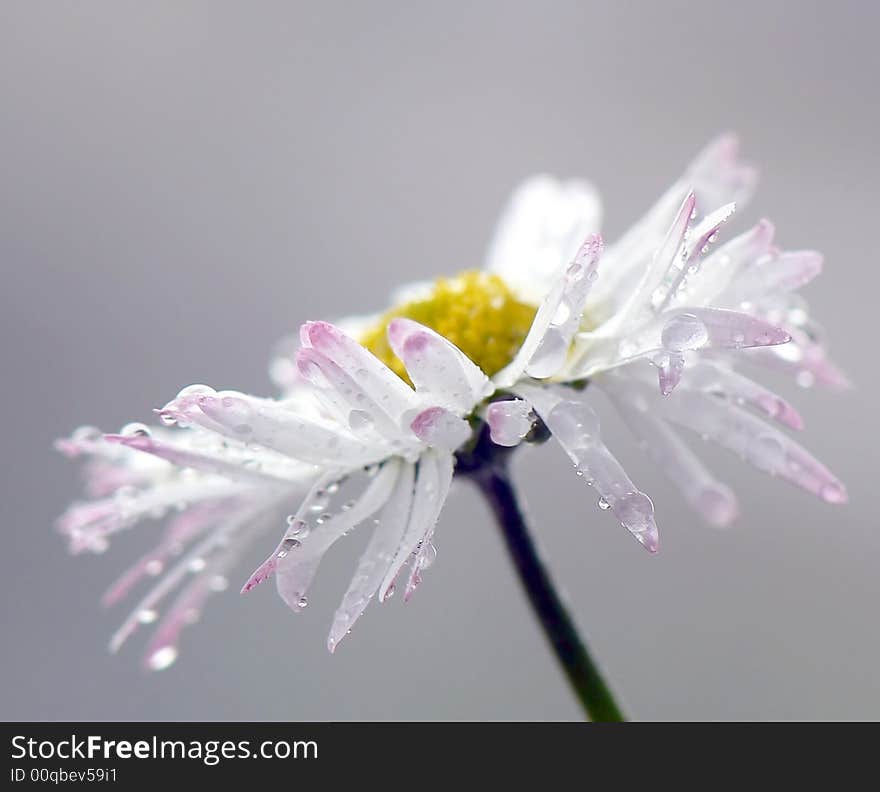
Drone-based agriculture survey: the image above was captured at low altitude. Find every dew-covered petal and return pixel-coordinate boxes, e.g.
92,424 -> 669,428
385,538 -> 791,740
141,575 -> 214,672
104,432 -> 312,484
634,380 -> 846,504
681,220 -> 776,308
486,399 -> 535,447
495,235 -> 602,386
409,406 -> 472,452
196,391 -> 388,466
485,175 -> 603,301
138,509 -> 270,670
588,135 -> 756,316
378,449 -> 455,601
516,383 -> 659,552
102,501 -> 229,607
273,461 -> 402,612
109,501 -> 266,653
605,192 -> 694,335
654,202 -> 737,312
388,318 -> 492,412
301,321 -> 418,422
602,379 -> 738,527
403,451 -> 454,600
685,360 -> 803,430
524,235 -> 603,378
58,476 -> 240,555
724,250 -> 823,306
296,346 -> 410,442
666,307 -> 791,351
743,338 -> 851,390
327,462 -> 416,652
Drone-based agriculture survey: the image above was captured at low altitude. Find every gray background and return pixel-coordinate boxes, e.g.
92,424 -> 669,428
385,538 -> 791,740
1,1 -> 878,721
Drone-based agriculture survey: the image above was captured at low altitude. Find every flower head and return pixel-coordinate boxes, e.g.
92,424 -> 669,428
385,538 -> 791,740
57,134 -> 846,667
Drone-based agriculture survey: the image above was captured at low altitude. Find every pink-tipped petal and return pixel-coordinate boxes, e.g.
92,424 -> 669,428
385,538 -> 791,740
388,318 -> 491,409
486,399 -> 535,447
687,133 -> 758,211
301,321 -> 417,422
409,406 -> 472,452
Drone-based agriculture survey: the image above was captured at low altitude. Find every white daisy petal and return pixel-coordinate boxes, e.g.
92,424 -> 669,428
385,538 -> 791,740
515,382 -> 659,553
685,359 -> 804,430
195,391 -> 387,466
103,431 -> 312,483
296,346 -> 410,442
378,449 -> 455,602
270,461 -> 402,613
600,377 -> 738,527
301,320 -> 418,423
388,317 -> 492,411
495,234 -> 603,386
723,250 -> 823,306
679,219 -> 776,307
624,376 -> 846,504
327,462 -> 416,652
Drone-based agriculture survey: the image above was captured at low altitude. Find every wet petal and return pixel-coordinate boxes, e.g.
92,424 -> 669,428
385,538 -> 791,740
409,406 -> 472,452
301,321 -> 417,422
327,462 -> 416,652
104,432 -> 311,483
378,449 -> 455,601
388,318 -> 491,412
602,378 -> 738,527
686,360 -> 803,430
631,378 -> 846,504
516,383 -> 659,552
196,392 -> 388,466
495,234 -> 603,386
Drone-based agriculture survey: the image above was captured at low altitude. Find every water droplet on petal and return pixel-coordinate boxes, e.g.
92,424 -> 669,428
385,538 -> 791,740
120,422 -> 151,438
348,409 -> 374,430
597,496 -> 610,510
749,434 -> 785,471
147,646 -> 178,671
145,559 -> 164,576
420,542 -> 438,569
176,384 -> 216,400
614,491 -> 655,535
796,370 -> 815,388
137,609 -> 158,624
661,313 -> 709,352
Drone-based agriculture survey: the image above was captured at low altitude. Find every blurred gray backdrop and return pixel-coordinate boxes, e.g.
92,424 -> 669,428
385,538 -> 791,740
2,1 -> 878,721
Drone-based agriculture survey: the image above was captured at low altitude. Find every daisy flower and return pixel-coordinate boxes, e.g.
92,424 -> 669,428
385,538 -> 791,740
57,134 -> 845,720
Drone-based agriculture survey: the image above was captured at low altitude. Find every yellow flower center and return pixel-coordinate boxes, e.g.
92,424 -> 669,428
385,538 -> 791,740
360,271 -> 538,382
